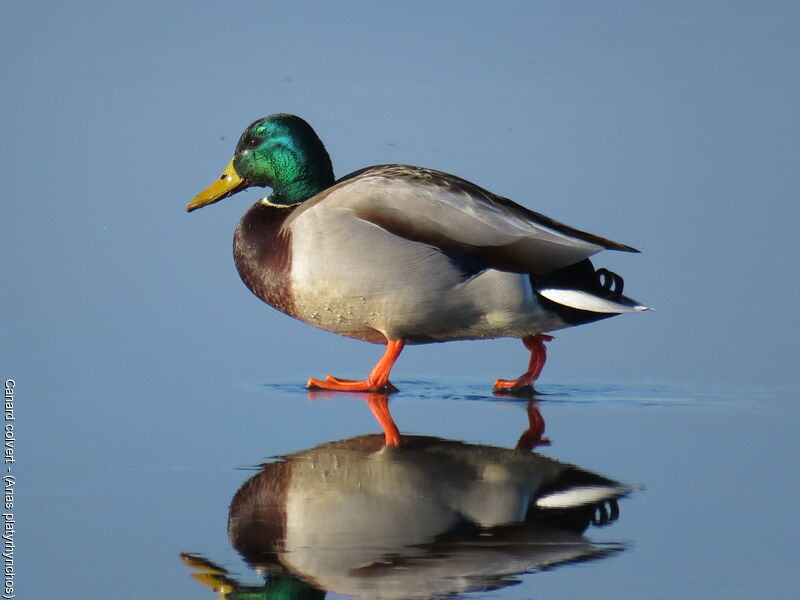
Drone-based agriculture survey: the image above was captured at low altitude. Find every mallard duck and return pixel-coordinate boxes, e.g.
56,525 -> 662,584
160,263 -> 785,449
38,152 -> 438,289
226,432 -> 630,599
187,114 -> 648,393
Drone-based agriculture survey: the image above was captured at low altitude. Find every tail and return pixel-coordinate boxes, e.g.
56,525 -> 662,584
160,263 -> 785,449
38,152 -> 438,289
533,460 -> 634,513
535,483 -> 633,509
537,288 -> 649,314
531,260 -> 650,322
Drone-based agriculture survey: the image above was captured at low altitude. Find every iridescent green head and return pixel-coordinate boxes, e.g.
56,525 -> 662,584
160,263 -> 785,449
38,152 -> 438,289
187,114 -> 335,211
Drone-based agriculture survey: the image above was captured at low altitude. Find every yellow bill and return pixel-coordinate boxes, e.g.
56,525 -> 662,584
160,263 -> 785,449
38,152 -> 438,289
186,159 -> 248,212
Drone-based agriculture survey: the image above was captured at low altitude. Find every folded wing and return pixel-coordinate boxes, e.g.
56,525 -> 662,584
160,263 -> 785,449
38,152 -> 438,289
296,165 -> 637,275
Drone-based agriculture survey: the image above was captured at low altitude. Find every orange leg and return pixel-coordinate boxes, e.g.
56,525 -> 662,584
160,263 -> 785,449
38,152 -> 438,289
307,340 -> 405,393
365,393 -> 402,446
515,401 -> 551,450
493,334 -> 554,394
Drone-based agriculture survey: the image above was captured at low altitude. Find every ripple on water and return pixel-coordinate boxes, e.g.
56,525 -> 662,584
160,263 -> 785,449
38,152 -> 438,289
253,378 -> 797,412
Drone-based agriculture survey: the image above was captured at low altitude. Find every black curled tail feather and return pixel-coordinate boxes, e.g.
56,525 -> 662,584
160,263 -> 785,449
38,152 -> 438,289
530,259 -> 630,326
595,268 -> 624,300
531,259 -> 626,301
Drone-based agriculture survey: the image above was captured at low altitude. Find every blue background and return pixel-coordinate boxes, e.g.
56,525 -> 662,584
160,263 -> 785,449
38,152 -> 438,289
4,1 -> 799,386
2,2 -> 799,599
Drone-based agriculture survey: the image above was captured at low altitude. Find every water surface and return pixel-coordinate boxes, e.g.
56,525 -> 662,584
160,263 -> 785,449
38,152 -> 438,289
23,378 -> 799,599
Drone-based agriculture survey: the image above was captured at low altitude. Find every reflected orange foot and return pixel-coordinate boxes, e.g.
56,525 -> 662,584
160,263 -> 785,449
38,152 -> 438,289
516,402 -> 551,450
493,334 -> 554,395
366,393 -> 402,446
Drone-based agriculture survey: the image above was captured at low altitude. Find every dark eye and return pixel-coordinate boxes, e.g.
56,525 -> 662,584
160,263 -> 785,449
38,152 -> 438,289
247,136 -> 260,148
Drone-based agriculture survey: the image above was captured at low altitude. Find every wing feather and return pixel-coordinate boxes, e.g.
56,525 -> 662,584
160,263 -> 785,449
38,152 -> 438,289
291,165 -> 638,274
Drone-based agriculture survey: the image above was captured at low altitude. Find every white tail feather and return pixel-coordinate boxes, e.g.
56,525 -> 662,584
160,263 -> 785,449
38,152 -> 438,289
538,288 -> 651,313
536,485 -> 631,509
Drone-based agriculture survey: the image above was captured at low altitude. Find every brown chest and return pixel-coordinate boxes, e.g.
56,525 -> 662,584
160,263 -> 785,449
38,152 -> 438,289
233,203 -> 298,317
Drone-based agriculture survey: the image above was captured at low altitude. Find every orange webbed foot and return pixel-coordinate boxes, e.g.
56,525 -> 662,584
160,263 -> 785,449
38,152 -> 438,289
493,334 -> 553,395
306,340 -> 405,394
306,376 -> 398,393
493,378 -> 535,395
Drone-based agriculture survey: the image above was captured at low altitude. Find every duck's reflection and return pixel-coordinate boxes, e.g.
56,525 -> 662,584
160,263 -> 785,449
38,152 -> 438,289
184,394 -> 632,600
